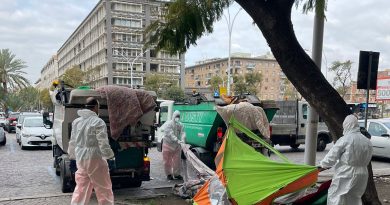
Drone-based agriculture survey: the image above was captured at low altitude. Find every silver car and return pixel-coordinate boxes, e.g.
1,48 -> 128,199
0,127 -> 6,146
359,119 -> 390,158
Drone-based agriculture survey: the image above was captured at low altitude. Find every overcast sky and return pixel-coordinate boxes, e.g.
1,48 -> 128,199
0,0 -> 389,85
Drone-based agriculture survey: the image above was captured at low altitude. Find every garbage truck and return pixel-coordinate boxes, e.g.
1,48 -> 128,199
270,100 -> 332,151
43,83 -> 157,192
155,93 -> 279,168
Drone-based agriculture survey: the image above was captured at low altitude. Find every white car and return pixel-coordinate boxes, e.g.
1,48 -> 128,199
359,119 -> 390,158
16,112 -> 42,143
0,116 -> 6,127
19,117 -> 53,150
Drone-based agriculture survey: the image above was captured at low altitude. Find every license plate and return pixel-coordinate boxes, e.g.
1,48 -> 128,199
41,143 -> 48,146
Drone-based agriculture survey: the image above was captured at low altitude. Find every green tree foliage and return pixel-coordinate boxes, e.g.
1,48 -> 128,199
162,86 -> 185,102
232,75 -> 246,95
0,49 -> 29,91
60,66 -> 86,88
329,60 -> 352,98
40,89 -> 53,111
144,73 -> 177,97
232,73 -> 262,95
210,76 -> 223,90
245,72 -> 262,95
18,87 -> 40,111
0,49 -> 29,113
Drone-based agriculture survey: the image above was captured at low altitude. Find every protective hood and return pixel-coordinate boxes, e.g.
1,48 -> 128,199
77,109 -> 97,119
172,110 -> 180,119
342,114 -> 360,136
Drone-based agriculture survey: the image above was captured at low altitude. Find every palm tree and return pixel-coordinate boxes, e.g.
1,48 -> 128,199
0,49 -> 29,113
145,0 -> 380,204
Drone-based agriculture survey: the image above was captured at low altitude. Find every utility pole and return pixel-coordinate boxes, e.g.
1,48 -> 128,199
304,8 -> 325,166
224,7 -> 242,96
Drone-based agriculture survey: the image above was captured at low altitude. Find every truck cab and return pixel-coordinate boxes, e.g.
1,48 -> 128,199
270,100 -> 332,151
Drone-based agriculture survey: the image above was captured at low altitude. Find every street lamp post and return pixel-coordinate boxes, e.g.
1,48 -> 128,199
223,7 -> 242,96
129,50 -> 148,88
115,48 -> 148,88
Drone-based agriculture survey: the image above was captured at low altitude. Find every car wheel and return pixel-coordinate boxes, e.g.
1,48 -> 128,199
290,144 -> 300,149
122,178 -> 142,188
317,136 -> 327,152
0,137 -> 6,146
54,158 -> 60,176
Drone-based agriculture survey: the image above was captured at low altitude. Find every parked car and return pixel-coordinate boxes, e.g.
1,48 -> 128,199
19,116 -> 53,150
16,112 -> 42,144
0,127 -> 6,146
5,112 -> 20,133
0,116 -> 6,127
358,119 -> 390,158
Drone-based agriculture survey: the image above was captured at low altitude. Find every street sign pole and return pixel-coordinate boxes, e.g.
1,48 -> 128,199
364,52 -> 372,129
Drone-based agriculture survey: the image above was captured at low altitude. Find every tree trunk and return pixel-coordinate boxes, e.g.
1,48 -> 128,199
2,81 -> 8,115
235,1 -> 381,204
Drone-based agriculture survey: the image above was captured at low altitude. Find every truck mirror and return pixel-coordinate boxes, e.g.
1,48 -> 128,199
42,112 -> 53,129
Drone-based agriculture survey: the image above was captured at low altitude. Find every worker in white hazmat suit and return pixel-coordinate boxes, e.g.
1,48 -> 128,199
162,110 -> 184,180
68,97 -> 115,205
319,114 -> 373,205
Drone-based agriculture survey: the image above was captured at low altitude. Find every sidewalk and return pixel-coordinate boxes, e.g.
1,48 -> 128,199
318,168 -> 390,182
0,186 -> 185,205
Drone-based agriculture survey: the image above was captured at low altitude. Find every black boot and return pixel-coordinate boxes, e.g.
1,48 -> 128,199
167,175 -> 173,180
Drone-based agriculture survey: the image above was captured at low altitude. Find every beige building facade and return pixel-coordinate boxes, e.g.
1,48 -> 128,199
41,0 -> 184,89
35,55 -> 59,90
185,53 -> 293,101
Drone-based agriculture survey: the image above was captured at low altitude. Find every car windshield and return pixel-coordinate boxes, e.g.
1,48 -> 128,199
19,115 -> 41,124
24,118 -> 44,127
9,113 -> 19,118
382,122 -> 390,129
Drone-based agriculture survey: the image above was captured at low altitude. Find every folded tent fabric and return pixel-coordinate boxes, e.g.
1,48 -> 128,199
96,85 -> 156,140
193,117 -> 319,205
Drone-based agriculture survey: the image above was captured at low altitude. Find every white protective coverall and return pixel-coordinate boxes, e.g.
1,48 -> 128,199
162,110 -> 184,178
320,114 -> 373,205
68,109 -> 115,205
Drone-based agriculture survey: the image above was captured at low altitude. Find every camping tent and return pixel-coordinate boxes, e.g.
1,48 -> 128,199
193,117 -> 319,205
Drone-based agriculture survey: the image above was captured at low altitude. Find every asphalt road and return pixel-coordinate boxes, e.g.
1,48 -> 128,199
1,133 -> 390,204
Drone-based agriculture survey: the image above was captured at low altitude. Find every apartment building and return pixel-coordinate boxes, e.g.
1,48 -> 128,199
52,0 -> 184,88
185,53 -> 293,101
343,69 -> 390,103
35,55 -> 59,90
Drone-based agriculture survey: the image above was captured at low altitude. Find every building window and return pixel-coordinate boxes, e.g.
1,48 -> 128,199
160,65 -> 178,73
159,51 -> 178,59
112,3 -> 142,13
113,33 -> 142,43
113,18 -> 142,28
151,63 -> 158,72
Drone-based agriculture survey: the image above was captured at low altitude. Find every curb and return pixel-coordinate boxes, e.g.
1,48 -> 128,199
0,193 -> 72,202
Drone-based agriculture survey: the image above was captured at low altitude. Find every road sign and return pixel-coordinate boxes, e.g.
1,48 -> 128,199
376,77 -> 390,101
219,87 -> 227,96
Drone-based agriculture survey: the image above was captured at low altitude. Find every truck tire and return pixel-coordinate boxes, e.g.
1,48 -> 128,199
60,158 -> 72,193
122,178 -> 142,188
54,158 -> 60,176
290,144 -> 300,149
316,136 -> 327,152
